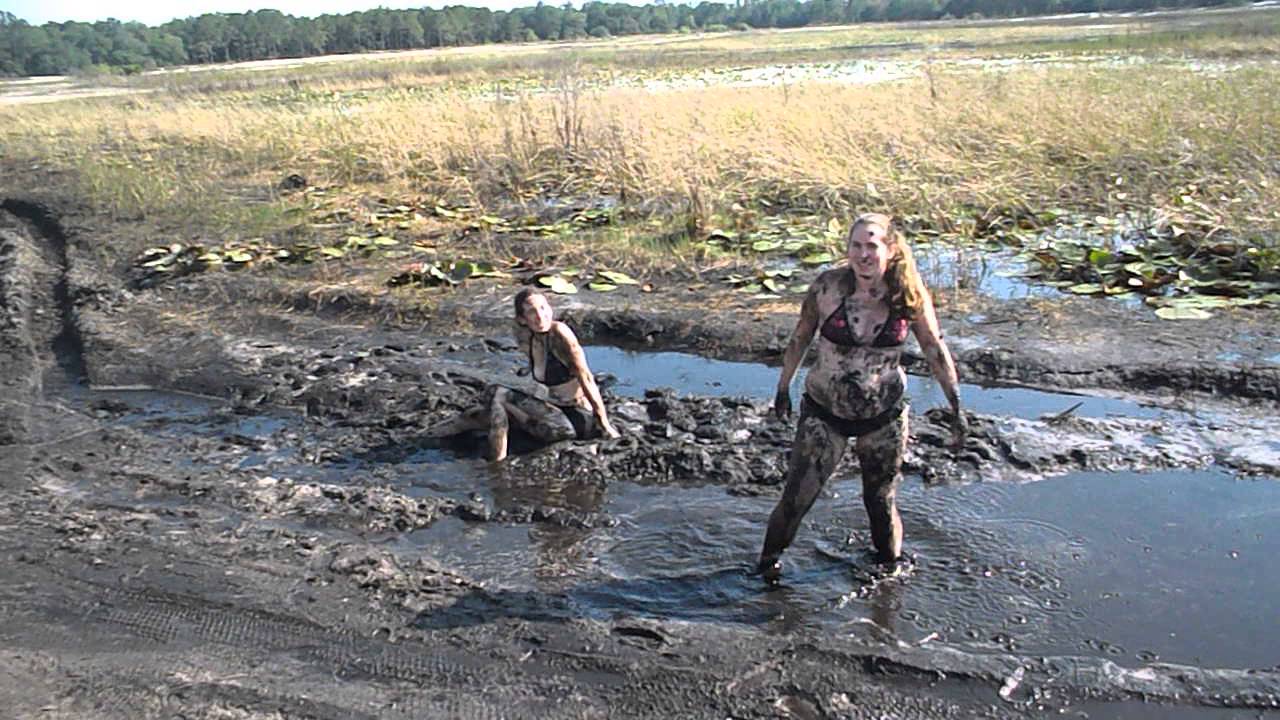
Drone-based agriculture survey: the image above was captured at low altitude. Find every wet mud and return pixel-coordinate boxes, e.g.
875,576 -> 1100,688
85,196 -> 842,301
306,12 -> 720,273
3,197 -> 1280,718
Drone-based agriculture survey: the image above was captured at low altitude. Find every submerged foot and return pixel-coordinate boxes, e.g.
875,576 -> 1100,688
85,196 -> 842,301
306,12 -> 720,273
756,556 -> 782,585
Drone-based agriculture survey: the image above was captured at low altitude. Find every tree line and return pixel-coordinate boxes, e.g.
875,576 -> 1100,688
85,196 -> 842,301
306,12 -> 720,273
0,0 -> 1236,77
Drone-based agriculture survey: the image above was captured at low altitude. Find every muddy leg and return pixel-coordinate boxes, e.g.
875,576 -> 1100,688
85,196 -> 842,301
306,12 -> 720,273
855,408 -> 908,563
501,391 -> 576,445
422,405 -> 490,438
759,414 -> 848,580
488,388 -> 511,462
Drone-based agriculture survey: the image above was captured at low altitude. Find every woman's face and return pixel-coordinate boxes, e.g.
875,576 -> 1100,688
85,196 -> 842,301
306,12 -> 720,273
847,221 -> 894,281
520,293 -> 554,333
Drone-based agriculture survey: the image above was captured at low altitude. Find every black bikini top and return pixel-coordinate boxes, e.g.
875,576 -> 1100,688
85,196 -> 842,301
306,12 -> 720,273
819,294 -> 910,348
529,333 -> 574,386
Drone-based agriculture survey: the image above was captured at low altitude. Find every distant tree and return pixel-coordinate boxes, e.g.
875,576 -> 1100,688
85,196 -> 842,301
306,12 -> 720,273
189,14 -> 230,62
389,11 -> 424,49
146,31 -> 187,65
561,6 -> 589,38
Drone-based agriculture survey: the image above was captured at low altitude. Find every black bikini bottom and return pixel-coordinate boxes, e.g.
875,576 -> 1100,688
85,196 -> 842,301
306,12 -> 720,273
801,392 -> 905,437
558,403 -> 600,440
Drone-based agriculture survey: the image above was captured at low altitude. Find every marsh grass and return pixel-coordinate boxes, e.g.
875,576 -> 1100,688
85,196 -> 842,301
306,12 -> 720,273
2,12 -> 1278,276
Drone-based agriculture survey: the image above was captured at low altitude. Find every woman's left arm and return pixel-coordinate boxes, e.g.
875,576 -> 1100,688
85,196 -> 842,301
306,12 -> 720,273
554,323 -> 620,438
910,288 -> 965,446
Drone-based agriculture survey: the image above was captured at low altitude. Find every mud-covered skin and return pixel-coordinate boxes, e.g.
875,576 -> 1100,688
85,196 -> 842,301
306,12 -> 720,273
760,254 -> 963,574
436,317 -> 615,460
762,402 -> 911,568
803,267 -> 913,422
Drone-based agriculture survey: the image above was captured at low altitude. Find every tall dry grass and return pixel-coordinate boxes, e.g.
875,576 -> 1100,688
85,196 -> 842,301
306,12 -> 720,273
2,60 -> 1277,264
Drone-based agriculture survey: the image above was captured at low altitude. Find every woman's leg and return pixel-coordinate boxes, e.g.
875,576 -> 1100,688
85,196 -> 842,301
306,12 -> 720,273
488,388 -> 512,461
422,405 -> 490,438
758,412 -> 849,580
489,389 -> 577,461
854,407 -> 909,563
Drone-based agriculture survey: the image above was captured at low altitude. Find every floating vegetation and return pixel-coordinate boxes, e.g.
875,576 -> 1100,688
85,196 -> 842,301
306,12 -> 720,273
1017,221 -> 1280,318
387,261 -> 647,295
131,234 -> 420,287
533,268 -> 645,295
698,212 -> 843,264
387,259 -> 513,287
433,202 -> 617,237
723,268 -> 808,298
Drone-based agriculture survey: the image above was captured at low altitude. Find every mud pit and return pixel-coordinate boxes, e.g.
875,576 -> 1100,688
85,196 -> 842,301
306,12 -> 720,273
3,198 -> 1280,719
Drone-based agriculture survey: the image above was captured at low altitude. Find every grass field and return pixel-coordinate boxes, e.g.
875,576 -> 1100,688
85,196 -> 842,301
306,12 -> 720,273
2,4 -> 1278,309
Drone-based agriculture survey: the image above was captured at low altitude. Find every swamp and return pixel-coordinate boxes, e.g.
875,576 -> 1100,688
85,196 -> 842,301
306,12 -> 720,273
2,4 -> 1280,718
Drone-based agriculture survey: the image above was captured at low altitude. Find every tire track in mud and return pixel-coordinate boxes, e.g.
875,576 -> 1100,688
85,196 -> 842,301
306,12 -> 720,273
0,212 -> 41,447
28,574 -> 594,719
0,198 -> 88,385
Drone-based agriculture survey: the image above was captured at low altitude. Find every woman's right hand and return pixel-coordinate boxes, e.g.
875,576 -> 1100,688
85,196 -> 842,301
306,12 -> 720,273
773,388 -> 792,419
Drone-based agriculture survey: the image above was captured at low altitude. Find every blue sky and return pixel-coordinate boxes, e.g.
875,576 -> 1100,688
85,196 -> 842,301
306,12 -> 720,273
4,0 -> 551,26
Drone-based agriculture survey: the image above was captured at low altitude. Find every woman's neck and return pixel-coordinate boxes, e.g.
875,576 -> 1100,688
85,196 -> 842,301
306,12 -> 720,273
851,269 -> 888,299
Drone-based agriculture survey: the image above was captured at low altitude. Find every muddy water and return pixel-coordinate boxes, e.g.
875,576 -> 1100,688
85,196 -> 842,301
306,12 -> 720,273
79,350 -> 1280,678
591,345 -> 1171,420
411,463 -> 1280,669
407,349 -> 1280,672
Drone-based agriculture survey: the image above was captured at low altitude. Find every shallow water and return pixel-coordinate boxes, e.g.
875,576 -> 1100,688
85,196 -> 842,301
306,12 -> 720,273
409,465 -> 1280,671
912,246 -> 1057,302
588,345 -> 1173,420
81,354 -> 1280,679
631,55 -> 1278,95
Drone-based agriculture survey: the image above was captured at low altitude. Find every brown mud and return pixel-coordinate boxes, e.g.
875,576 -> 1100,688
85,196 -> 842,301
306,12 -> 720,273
3,195 -> 1280,719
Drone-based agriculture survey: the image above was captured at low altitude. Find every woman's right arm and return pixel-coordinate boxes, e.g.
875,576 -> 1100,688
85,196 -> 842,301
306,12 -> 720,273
774,284 -> 820,418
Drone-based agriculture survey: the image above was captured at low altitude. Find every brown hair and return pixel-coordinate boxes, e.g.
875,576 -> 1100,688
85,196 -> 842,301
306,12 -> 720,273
513,287 -> 544,325
851,213 -> 925,320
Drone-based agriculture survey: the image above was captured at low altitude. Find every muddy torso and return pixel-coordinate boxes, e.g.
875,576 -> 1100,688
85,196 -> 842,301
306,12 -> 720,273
525,322 -> 588,408
804,268 -> 909,420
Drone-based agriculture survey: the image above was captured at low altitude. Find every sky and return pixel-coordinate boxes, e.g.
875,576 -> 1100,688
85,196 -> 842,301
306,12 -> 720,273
2,0 -> 561,27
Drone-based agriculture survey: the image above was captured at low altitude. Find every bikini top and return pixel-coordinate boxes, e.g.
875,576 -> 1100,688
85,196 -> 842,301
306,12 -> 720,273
529,333 -> 574,386
819,293 -> 910,348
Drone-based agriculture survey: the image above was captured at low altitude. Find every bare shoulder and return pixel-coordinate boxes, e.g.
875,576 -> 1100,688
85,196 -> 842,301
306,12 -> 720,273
812,267 -> 852,301
550,321 -> 583,353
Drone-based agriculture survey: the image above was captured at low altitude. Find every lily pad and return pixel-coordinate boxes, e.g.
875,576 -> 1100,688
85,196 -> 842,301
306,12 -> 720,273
597,270 -> 639,285
1155,306 -> 1213,320
801,251 -> 835,265
539,275 -> 578,294
1067,283 -> 1104,295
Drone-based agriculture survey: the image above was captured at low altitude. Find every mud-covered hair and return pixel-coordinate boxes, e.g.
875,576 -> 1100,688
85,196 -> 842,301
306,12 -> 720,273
513,287 -> 544,325
851,213 -> 925,320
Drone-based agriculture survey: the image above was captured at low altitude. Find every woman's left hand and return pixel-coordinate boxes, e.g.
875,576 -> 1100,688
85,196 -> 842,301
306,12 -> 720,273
601,418 -> 621,439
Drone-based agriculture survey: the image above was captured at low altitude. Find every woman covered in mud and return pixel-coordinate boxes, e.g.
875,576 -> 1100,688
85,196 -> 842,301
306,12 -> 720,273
430,288 -> 619,461
758,213 -> 965,583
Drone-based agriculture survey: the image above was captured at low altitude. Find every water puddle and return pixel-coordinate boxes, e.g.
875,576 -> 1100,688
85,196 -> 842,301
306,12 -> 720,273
71,352 -> 1279,677
637,60 -> 914,92
588,346 -> 1173,420
913,246 -> 1057,302
399,347 -> 1280,673
624,55 -> 1276,95
410,465 -> 1280,670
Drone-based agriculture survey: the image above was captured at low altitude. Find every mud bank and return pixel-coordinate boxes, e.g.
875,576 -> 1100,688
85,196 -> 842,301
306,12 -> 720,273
3,199 -> 1280,719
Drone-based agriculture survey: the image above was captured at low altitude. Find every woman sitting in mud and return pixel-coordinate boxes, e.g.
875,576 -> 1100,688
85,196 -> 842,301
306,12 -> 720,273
430,288 -> 619,461
758,212 -> 965,583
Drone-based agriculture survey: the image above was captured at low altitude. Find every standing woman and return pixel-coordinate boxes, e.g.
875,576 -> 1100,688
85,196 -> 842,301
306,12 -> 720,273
758,213 -> 965,583
428,288 -> 620,461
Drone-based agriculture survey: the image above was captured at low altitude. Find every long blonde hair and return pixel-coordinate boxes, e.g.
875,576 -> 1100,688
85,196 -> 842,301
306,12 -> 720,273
851,213 -> 925,320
